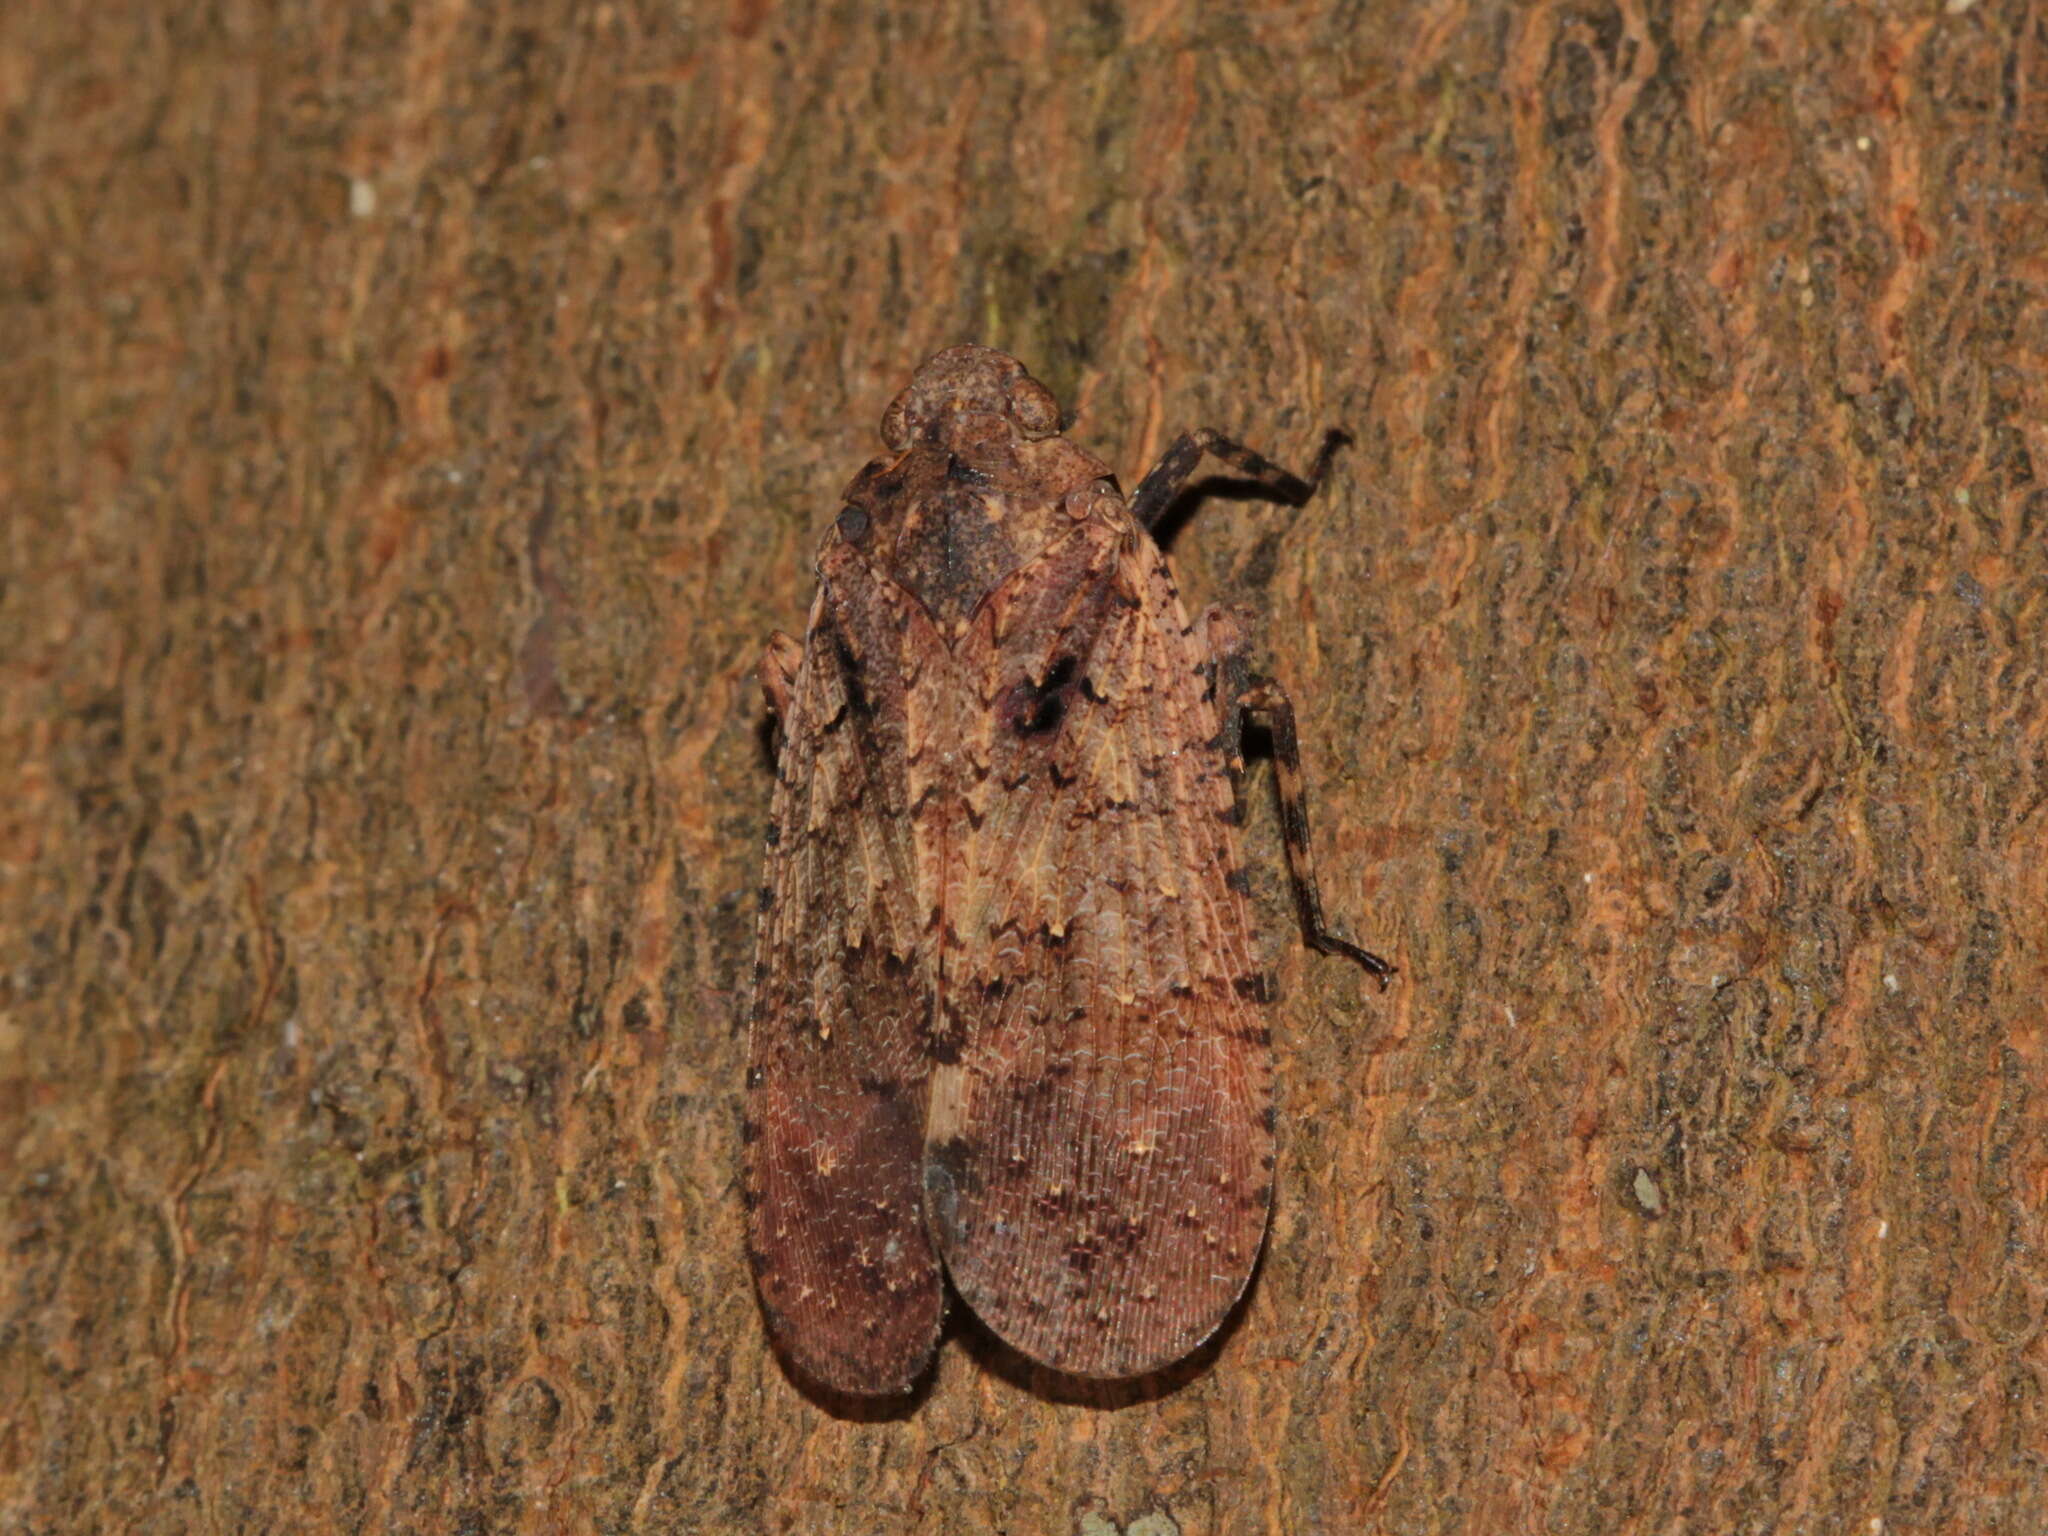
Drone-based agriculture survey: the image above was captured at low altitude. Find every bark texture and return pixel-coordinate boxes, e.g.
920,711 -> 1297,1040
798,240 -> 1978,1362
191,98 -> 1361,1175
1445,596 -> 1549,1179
3,2 -> 2044,1533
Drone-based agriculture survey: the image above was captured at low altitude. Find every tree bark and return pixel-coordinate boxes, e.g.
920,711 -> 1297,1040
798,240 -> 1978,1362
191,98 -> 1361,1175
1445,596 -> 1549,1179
4,2 -> 2043,1533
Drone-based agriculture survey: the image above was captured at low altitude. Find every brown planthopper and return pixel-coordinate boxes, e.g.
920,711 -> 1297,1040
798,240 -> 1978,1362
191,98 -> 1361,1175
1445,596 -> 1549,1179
742,345 -> 1392,1395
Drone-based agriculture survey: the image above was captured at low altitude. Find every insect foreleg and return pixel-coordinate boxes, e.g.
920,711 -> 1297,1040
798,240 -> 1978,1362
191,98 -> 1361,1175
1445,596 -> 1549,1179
1129,427 -> 1350,531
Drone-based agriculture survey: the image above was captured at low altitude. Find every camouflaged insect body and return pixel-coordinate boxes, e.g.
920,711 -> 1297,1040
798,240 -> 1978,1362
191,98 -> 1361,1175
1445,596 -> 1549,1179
744,346 -> 1384,1395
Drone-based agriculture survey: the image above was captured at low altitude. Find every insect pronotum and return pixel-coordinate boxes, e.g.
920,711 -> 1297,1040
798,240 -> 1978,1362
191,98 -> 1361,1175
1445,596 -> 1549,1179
743,345 -> 1391,1394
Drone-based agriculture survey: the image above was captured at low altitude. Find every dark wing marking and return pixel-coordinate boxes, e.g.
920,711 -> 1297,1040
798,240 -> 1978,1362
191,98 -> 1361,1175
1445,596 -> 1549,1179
745,556 -> 945,1394
926,520 -> 1272,1377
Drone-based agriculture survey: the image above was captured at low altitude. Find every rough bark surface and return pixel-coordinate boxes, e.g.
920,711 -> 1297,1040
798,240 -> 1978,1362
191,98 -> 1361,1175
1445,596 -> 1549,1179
3,3 -> 2043,1534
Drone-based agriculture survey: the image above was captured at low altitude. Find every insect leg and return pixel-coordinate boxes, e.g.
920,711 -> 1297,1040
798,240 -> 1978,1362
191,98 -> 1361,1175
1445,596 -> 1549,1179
761,631 -> 802,721
1206,607 -> 1257,830
1129,427 -> 1349,531
1218,647 -> 1395,989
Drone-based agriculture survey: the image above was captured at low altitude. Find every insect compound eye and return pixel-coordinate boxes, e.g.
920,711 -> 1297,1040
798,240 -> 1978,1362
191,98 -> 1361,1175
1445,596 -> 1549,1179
836,505 -> 871,544
1005,376 -> 1062,440
880,391 -> 913,451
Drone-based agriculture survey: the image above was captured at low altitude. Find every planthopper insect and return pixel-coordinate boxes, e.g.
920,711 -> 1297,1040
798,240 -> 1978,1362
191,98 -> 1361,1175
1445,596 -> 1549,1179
742,345 -> 1392,1394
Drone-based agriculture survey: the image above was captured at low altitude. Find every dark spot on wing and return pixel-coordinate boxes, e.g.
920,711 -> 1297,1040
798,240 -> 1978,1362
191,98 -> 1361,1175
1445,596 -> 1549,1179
1002,655 -> 1078,738
831,635 -> 873,719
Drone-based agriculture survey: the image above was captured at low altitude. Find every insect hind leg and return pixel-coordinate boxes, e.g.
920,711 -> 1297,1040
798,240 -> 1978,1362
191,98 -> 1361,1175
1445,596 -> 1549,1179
1202,607 -> 1395,989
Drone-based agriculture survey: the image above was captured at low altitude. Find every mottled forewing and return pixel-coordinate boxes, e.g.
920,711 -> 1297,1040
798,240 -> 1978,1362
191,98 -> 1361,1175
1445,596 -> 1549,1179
926,517 -> 1272,1377
744,555 -> 944,1393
